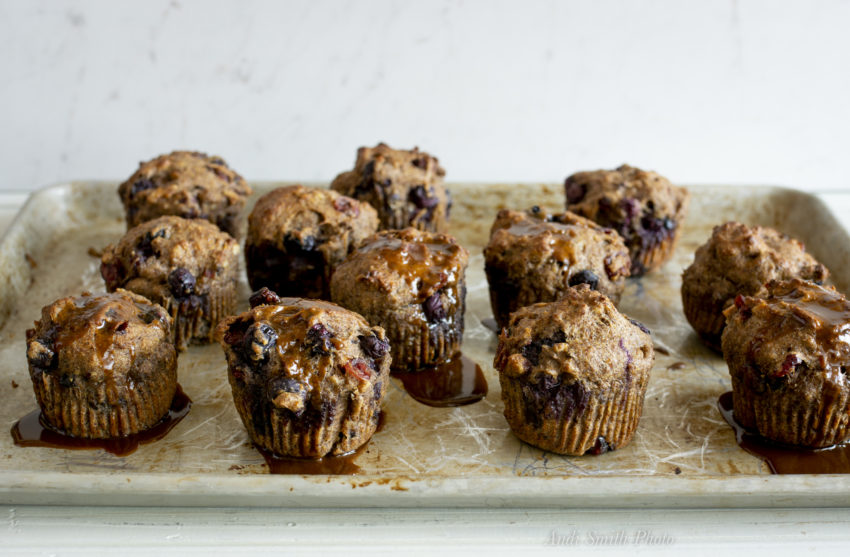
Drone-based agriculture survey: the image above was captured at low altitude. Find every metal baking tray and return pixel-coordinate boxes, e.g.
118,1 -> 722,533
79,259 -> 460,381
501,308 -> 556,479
1,181 -> 850,508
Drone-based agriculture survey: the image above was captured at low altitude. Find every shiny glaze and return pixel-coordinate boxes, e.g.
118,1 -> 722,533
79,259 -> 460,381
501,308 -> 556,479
357,229 -> 465,299
11,385 -> 191,457
717,391 -> 850,474
393,354 -> 487,407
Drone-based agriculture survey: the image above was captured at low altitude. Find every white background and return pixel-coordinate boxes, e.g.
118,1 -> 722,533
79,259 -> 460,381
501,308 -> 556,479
2,0 -> 849,191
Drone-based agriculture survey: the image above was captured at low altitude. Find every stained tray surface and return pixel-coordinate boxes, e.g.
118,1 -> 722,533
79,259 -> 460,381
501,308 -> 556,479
1,181 -> 850,508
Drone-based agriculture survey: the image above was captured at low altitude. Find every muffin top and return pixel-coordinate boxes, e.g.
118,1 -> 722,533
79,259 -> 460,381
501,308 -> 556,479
722,279 -> 850,390
565,164 -> 688,224
247,185 -> 378,257
118,150 -> 251,230
330,143 -> 450,231
26,290 -> 173,383
101,216 -> 241,299
331,228 -> 469,309
683,221 -> 828,307
494,285 -> 654,390
217,296 -> 390,415
484,207 -> 631,285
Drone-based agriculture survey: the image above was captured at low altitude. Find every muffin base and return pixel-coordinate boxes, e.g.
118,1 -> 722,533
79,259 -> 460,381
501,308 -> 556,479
681,289 -> 726,351
158,284 -> 237,350
31,370 -> 177,439
731,377 -> 850,449
500,373 -> 648,455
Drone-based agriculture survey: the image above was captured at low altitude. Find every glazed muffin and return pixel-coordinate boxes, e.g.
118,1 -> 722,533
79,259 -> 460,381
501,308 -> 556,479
495,285 -> 654,455
118,150 -> 252,237
483,207 -> 631,329
565,164 -> 689,276
25,290 -> 177,438
722,279 -> 850,448
100,216 -> 241,350
245,185 -> 379,299
682,222 -> 828,351
218,294 -> 391,458
330,143 -> 451,232
330,228 -> 469,371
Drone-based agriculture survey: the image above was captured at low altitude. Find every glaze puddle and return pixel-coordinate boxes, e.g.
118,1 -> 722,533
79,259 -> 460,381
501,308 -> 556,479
11,385 -> 192,457
718,391 -> 850,474
394,354 -> 487,407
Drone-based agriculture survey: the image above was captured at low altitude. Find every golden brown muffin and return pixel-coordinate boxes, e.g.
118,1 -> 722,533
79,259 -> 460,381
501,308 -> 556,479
495,285 -> 654,455
100,216 -> 241,350
330,228 -> 469,371
565,164 -> 689,276
483,207 -> 631,329
118,150 -> 252,237
245,185 -> 379,299
25,290 -> 177,438
722,279 -> 850,448
330,143 -> 451,232
682,221 -> 828,351
218,295 -> 391,458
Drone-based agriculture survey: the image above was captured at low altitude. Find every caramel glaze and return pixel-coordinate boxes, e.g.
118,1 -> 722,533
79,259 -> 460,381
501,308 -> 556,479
259,411 -> 385,475
11,384 -> 191,457
393,353 -> 488,407
718,391 -> 850,474
357,229 -> 466,300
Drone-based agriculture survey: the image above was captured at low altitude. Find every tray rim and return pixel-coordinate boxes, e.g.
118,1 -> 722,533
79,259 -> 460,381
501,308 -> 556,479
3,180 -> 850,509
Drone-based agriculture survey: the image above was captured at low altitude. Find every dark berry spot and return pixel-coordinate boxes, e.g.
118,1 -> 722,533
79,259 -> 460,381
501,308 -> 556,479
100,260 -> 124,290
408,185 -> 439,210
284,234 -> 317,253
58,374 -> 75,388
565,177 -> 586,204
776,353 -> 802,378
245,323 -> 277,362
359,334 -> 389,360
168,267 -> 196,298
588,436 -> 611,455
249,287 -> 281,308
621,198 -> 641,225
137,229 -> 167,259
629,318 -> 651,335
521,331 -> 567,367
270,377 -> 305,395
530,205 -> 541,214
27,342 -> 55,370
130,179 -> 156,197
343,358 -> 372,381
411,157 -> 427,169
568,269 -> 599,290
115,321 -> 128,333
663,217 -> 675,230
422,293 -> 447,323
304,323 -> 334,357
332,196 -> 360,216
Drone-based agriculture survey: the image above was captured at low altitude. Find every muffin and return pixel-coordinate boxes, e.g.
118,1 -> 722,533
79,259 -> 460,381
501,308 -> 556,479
565,164 -> 689,276
100,216 -> 241,350
495,285 -> 654,455
218,294 -> 391,458
25,290 -> 177,438
330,228 -> 469,371
483,207 -> 631,329
245,185 -> 379,299
721,279 -> 850,448
682,221 -> 828,351
118,150 -> 252,237
330,143 -> 451,232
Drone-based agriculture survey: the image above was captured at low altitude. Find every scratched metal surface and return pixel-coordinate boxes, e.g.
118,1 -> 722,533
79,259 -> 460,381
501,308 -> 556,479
1,181 -> 849,506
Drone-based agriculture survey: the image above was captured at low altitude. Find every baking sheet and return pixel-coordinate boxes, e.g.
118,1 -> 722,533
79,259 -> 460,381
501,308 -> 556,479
1,181 -> 850,508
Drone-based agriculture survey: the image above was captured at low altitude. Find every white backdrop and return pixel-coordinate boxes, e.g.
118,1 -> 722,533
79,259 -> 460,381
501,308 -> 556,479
2,0 -> 849,191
